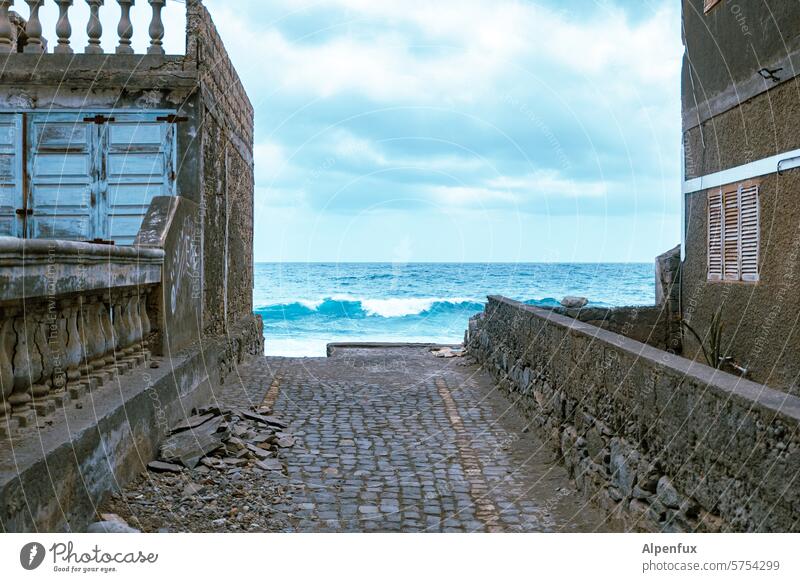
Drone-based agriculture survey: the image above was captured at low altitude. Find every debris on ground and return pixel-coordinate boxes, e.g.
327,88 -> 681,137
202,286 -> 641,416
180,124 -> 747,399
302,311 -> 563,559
430,346 -> 465,358
100,404 -> 297,532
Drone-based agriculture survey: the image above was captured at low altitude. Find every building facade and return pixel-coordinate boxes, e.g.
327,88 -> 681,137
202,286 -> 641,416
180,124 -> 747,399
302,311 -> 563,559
681,0 -> 800,392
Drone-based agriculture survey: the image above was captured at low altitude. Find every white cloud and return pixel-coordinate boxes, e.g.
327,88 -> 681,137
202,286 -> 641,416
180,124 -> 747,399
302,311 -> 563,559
206,0 -> 681,104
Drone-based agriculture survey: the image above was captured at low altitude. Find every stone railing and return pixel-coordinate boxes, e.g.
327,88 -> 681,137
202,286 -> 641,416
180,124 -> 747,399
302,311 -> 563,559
467,295 -> 800,532
0,237 -> 164,438
0,0 -> 170,55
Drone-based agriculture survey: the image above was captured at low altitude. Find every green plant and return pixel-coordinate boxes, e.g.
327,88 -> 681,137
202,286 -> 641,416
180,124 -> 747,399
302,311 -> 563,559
681,310 -> 725,369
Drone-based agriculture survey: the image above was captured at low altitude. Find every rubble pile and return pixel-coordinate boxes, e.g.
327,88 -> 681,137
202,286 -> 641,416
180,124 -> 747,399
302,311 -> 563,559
99,405 -> 298,532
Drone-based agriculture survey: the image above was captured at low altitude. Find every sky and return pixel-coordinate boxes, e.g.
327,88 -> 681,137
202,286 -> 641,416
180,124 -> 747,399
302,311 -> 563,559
180,0 -> 682,262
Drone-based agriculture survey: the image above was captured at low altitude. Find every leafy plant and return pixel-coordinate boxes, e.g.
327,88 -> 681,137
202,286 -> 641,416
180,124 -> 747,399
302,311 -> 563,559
681,310 -> 725,369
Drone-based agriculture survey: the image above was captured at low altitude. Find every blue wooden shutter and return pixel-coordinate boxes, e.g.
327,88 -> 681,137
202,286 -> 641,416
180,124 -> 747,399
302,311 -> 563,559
104,114 -> 176,245
0,114 -> 22,237
27,114 -> 96,241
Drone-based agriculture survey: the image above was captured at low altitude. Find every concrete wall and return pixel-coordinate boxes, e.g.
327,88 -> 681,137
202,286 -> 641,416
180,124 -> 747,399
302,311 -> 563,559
468,296 -> 800,532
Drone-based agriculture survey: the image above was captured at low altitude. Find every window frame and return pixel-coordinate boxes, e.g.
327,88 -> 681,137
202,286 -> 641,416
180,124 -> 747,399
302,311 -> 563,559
707,180 -> 760,283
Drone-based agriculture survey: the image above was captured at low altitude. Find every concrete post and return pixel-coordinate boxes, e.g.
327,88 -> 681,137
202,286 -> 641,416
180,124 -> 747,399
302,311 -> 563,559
0,1 -> 13,53
115,0 -> 133,54
147,0 -> 164,55
54,0 -> 74,54
23,0 -> 44,53
84,0 -> 103,54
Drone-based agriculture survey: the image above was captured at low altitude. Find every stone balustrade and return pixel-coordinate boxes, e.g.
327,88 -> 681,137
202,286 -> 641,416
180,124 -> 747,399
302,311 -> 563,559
0,0 -> 169,55
0,237 -> 164,439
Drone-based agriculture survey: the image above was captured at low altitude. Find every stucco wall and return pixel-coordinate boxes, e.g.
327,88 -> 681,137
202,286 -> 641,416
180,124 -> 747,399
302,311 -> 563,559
467,296 -> 800,532
682,69 -> 800,392
682,0 -> 800,129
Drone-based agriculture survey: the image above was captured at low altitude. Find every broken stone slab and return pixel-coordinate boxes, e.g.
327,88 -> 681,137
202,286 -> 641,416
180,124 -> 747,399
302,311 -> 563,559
160,416 -> 227,469
246,444 -> 273,459
236,409 -> 288,429
182,483 -> 206,498
277,436 -> 295,448
87,521 -> 140,534
223,457 -> 247,467
255,458 -> 282,472
170,412 -> 215,434
147,460 -> 184,473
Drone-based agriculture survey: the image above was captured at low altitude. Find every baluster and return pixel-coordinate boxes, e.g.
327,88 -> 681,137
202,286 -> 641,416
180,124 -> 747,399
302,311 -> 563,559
10,315 -> 35,426
0,313 -> 15,432
130,292 -> 143,354
115,0 -> 132,54
23,0 -> 44,53
32,312 -> 55,416
54,0 -> 73,54
147,0 -> 164,55
49,303 -> 69,406
122,294 -> 137,356
87,298 -> 110,384
99,299 -> 115,366
0,0 -> 14,53
140,290 -> 151,358
85,0 -> 103,54
76,296 -> 97,389
113,293 -> 131,357
64,301 -> 84,398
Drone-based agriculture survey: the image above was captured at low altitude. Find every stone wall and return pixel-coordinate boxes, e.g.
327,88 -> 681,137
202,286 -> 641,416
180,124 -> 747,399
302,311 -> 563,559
187,0 -> 257,340
544,305 -> 668,350
467,296 -> 800,532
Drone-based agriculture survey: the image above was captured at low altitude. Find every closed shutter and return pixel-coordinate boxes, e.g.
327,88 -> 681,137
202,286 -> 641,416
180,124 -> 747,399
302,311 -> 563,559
722,187 -> 740,281
104,114 -> 176,245
27,114 -> 96,240
0,114 -> 22,237
739,185 -> 759,281
707,189 -> 723,281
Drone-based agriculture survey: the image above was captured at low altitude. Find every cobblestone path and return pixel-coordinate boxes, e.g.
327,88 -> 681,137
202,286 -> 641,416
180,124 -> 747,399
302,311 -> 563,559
218,345 -> 617,532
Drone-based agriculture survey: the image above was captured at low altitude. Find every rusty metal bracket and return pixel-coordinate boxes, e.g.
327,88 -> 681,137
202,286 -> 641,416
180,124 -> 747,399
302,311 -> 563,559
83,115 -> 116,125
156,115 -> 189,124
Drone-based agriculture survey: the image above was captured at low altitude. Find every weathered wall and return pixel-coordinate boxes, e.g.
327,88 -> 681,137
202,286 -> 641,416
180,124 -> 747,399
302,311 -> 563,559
187,0 -> 256,339
655,245 -> 682,353
682,0 -> 800,129
467,296 -> 800,533
543,305 -> 669,350
682,77 -> 800,391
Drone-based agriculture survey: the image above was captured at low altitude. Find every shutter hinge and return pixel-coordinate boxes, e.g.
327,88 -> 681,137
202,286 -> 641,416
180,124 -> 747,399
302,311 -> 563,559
83,115 -> 116,125
156,115 -> 189,124
15,208 -> 33,216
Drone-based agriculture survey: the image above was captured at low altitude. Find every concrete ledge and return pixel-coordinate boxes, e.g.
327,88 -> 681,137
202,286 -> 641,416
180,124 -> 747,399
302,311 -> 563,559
326,342 -> 461,357
0,237 -> 164,303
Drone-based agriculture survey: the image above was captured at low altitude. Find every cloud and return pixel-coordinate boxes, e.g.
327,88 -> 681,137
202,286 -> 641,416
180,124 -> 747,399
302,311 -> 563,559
201,0 -> 682,260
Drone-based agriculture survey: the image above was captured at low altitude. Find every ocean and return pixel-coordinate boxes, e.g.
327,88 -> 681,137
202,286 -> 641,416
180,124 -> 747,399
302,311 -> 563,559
254,263 -> 655,357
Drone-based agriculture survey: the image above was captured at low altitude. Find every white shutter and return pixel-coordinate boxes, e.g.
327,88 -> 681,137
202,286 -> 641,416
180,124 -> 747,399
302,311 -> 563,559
739,185 -> 759,281
707,189 -> 723,281
722,187 -> 740,281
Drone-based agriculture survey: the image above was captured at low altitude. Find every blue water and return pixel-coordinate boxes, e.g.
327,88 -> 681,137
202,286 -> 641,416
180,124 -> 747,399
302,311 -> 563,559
254,263 -> 655,356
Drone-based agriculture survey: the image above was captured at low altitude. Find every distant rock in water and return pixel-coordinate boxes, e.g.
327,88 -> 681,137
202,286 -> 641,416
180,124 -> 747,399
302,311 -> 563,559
560,296 -> 588,309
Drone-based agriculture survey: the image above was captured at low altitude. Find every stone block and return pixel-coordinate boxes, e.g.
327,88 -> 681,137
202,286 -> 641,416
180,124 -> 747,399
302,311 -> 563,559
12,409 -> 35,428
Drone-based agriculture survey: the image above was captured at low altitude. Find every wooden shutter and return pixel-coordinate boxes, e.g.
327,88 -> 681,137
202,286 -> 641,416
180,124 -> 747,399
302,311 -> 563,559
0,114 -> 22,237
739,184 -> 759,281
27,114 -> 96,241
722,187 -> 740,281
104,114 -> 176,245
707,189 -> 723,281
